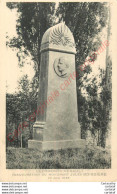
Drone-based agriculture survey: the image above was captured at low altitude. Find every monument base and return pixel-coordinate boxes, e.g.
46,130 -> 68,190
28,139 -> 86,151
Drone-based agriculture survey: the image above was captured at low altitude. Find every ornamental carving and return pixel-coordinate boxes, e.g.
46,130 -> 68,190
50,23 -> 75,48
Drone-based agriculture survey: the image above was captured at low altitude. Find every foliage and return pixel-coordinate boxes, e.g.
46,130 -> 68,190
56,2 -> 108,71
6,2 -> 56,70
78,66 -> 112,147
6,93 -> 22,147
6,75 -> 36,147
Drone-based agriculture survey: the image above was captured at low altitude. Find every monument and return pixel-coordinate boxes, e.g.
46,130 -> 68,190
28,22 -> 85,151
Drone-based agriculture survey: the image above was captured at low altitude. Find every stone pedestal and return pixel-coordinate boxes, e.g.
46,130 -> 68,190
28,23 -> 85,151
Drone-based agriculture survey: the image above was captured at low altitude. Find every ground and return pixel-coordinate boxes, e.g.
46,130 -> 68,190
6,145 -> 111,169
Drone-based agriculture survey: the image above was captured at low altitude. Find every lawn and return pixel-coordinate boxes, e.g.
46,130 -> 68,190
6,145 -> 111,169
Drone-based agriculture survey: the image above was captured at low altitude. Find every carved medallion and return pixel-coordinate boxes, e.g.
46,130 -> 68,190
53,57 -> 70,78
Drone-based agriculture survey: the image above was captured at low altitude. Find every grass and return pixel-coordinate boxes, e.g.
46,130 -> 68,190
6,145 -> 111,169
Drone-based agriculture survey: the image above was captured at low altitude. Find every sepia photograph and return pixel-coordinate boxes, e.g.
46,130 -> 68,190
5,1 -> 113,170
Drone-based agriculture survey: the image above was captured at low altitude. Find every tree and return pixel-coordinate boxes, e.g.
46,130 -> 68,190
56,2 -> 108,70
6,93 -> 21,147
6,2 -> 56,93
78,67 -> 112,148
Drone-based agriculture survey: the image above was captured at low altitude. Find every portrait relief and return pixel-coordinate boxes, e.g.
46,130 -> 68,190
53,57 -> 70,78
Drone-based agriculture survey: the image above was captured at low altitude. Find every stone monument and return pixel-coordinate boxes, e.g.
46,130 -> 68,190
28,23 -> 85,150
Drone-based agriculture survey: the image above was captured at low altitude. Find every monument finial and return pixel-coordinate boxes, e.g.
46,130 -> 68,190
41,22 -> 76,54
